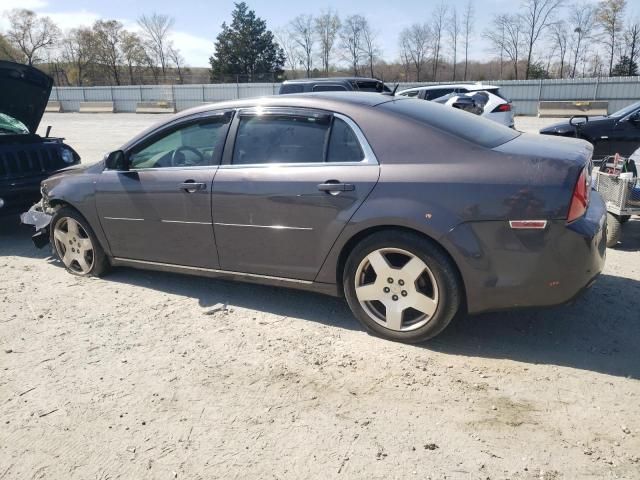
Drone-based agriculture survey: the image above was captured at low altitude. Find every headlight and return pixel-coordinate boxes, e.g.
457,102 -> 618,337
61,148 -> 75,164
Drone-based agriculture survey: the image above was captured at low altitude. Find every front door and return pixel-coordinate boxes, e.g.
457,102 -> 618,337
212,108 -> 379,281
96,113 -> 232,268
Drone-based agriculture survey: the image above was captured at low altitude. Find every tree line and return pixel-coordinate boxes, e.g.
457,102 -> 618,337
0,9 -> 191,86
0,0 -> 638,86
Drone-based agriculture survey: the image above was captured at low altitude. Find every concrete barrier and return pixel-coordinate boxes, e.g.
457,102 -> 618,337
538,100 -> 608,117
45,101 -> 62,112
79,101 -> 115,113
135,101 -> 176,113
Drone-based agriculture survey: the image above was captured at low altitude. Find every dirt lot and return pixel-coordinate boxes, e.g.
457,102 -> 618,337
1,114 -> 640,480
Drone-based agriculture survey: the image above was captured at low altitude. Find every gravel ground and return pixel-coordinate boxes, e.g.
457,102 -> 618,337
1,113 -> 639,480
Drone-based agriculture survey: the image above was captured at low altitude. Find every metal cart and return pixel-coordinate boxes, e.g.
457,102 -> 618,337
593,159 -> 640,247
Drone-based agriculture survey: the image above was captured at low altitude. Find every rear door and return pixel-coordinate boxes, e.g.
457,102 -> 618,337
211,107 -> 379,281
96,111 -> 232,268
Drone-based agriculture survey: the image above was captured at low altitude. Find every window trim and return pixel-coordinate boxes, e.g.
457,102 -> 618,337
311,84 -> 348,92
113,110 -> 234,172
220,107 -> 378,169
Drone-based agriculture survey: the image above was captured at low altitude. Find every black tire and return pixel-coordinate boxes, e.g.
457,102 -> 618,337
50,206 -> 110,276
343,230 -> 463,343
606,212 -> 621,248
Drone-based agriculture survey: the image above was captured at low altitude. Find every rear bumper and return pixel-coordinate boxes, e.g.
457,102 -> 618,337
445,192 -> 607,314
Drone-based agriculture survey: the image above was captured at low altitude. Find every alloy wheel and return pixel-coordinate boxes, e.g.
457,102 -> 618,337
354,248 -> 439,332
53,217 -> 95,274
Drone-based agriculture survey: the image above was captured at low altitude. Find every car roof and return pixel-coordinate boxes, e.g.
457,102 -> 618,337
399,83 -> 500,93
282,77 -> 384,84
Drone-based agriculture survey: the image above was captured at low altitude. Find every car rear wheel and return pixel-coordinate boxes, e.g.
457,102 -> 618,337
343,231 -> 462,343
50,207 -> 110,276
606,212 -> 622,248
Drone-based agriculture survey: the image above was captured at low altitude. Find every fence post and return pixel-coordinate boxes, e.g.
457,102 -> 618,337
139,85 -> 143,103
593,76 -> 600,101
202,84 -> 205,103
236,75 -> 240,99
110,86 -> 114,112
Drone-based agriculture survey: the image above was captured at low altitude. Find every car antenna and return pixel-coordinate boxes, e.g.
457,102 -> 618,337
391,83 -> 400,96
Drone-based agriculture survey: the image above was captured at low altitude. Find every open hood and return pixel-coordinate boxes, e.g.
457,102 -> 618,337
0,61 -> 53,134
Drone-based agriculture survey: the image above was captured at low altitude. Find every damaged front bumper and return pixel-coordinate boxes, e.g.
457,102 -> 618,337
20,200 -> 54,249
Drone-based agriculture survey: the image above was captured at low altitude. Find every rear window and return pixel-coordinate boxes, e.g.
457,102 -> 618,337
380,98 -> 519,148
352,80 -> 386,93
485,88 -> 510,102
279,84 -> 305,94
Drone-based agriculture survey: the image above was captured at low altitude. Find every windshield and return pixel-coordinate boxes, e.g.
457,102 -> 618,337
609,101 -> 640,118
0,113 -> 29,135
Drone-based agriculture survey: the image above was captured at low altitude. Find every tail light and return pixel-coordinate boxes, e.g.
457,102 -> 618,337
566,167 -> 590,223
492,103 -> 512,112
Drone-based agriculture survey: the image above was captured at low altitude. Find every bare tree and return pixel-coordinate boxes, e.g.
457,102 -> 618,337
447,7 -> 461,80
93,20 -> 124,85
462,1 -> 474,80
5,9 -> 60,66
167,44 -> 186,84
568,2 -> 596,77
596,0 -> 627,76
624,21 -> 640,75
360,18 -> 380,78
121,31 -> 147,85
314,9 -> 340,75
137,13 -> 175,80
340,15 -> 366,76
550,21 -> 569,77
520,0 -> 564,79
275,28 -> 301,76
399,23 -> 431,81
61,28 -> 96,86
290,15 -> 314,78
485,14 -> 525,79
431,3 -> 448,80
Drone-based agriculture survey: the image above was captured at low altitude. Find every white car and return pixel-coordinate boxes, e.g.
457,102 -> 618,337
396,84 -> 514,128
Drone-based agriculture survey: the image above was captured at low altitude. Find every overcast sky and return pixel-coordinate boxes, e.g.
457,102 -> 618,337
1,0 -> 638,68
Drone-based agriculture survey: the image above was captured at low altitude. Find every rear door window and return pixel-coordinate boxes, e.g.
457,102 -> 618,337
424,88 -> 455,100
279,84 -> 305,94
327,118 -> 364,163
232,113 -> 331,165
312,84 -> 348,92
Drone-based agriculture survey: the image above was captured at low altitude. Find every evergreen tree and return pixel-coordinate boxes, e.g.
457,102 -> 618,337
209,2 -> 285,82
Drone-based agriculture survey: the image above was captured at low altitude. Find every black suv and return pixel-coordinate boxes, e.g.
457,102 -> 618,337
0,61 -> 80,217
279,77 -> 391,95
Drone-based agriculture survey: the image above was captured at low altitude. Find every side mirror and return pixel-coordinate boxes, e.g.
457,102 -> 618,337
629,112 -> 640,125
104,150 -> 127,170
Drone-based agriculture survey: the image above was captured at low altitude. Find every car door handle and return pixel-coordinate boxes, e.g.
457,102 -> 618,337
317,182 -> 355,192
179,181 -> 206,192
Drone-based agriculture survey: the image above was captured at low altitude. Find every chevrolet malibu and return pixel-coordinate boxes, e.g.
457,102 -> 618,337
23,93 -> 606,343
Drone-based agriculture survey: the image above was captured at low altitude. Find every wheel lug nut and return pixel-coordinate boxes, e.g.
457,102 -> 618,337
398,279 -> 405,286
387,278 -> 393,284
392,295 -> 398,301
383,287 -> 390,293
401,290 -> 408,297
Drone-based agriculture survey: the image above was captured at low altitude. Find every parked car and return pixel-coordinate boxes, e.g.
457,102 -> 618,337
0,61 -> 80,217
279,77 -> 391,94
540,101 -> 640,162
396,84 -> 515,127
22,92 -> 605,343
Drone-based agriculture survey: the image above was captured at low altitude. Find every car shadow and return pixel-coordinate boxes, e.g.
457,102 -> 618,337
102,266 -> 639,379
614,217 -> 640,251
0,216 -> 51,259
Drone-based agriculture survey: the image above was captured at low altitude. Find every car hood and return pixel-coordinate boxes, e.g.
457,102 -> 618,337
540,116 -> 608,134
0,61 -> 53,134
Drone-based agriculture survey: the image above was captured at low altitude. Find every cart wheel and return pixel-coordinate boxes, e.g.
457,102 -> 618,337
619,215 -> 631,224
606,212 -> 622,248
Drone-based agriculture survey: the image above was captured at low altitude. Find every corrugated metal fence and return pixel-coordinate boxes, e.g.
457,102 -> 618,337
50,76 -> 640,115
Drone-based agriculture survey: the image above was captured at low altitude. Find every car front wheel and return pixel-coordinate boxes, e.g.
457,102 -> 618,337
343,231 -> 462,343
50,207 -> 110,276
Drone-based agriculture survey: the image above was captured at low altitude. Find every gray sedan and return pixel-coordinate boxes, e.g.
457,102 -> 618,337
25,93 -> 607,343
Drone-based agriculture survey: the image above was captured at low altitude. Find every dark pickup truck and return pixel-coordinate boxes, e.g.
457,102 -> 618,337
0,61 -> 79,216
